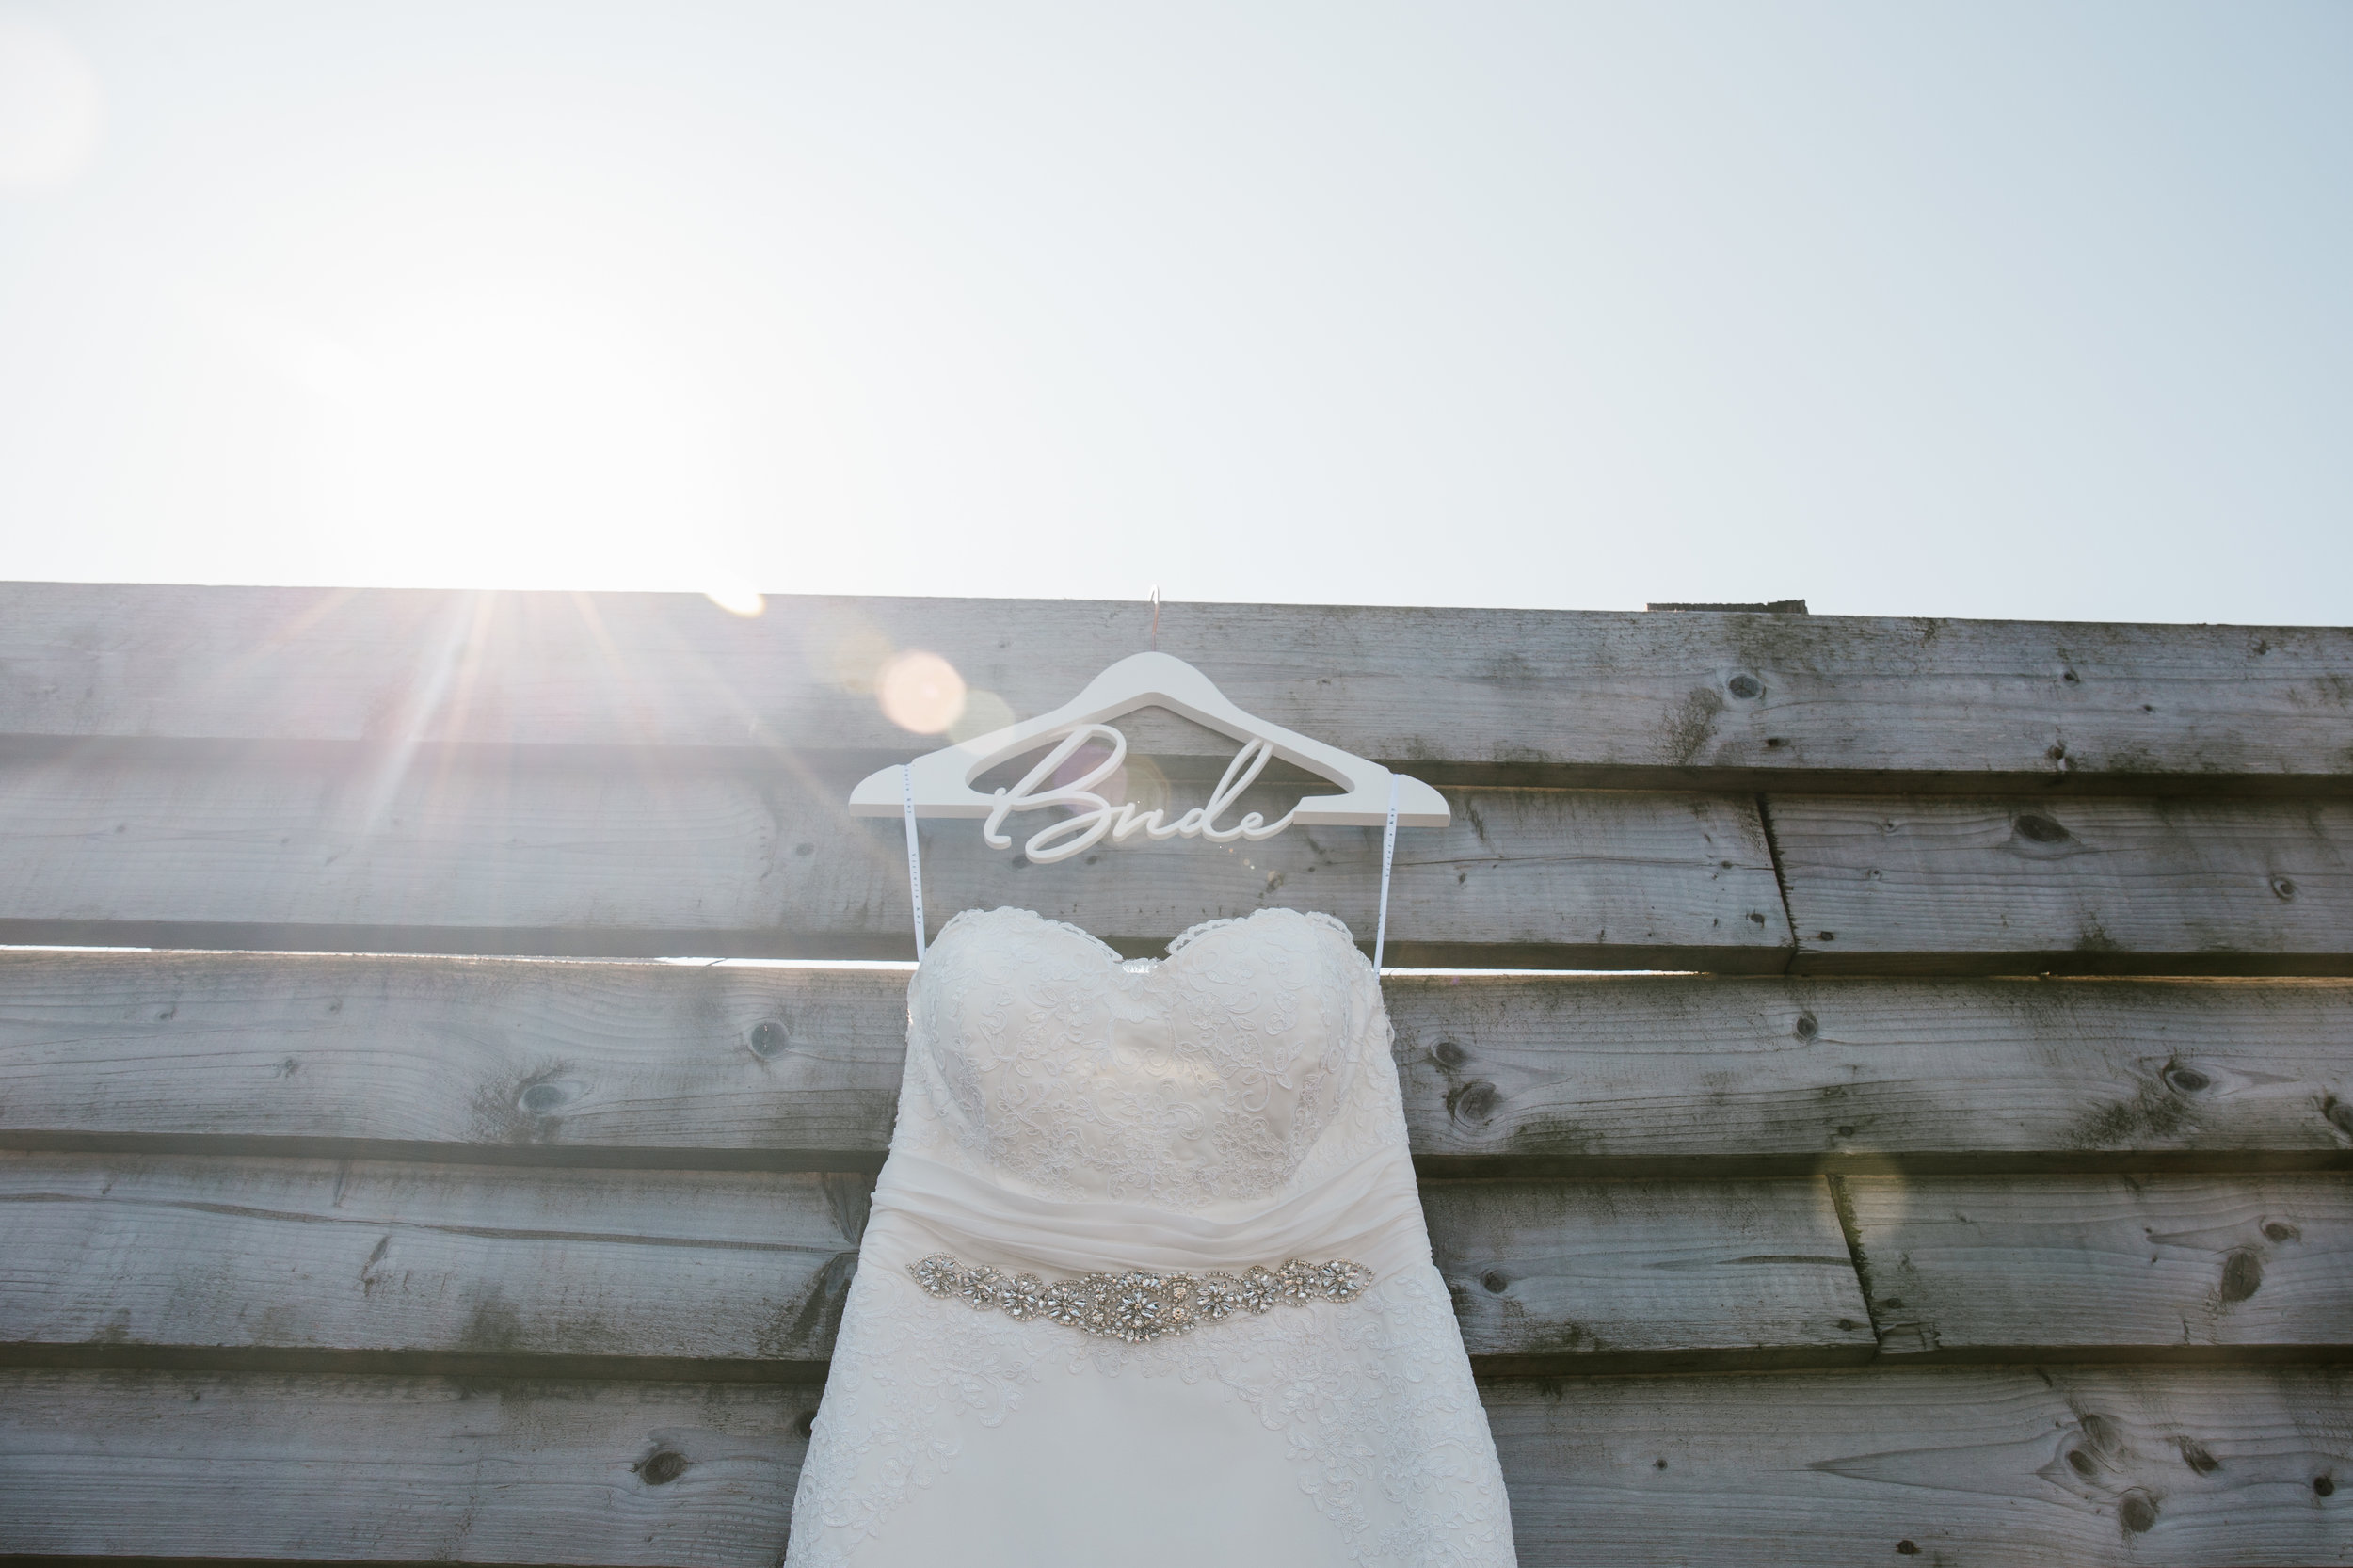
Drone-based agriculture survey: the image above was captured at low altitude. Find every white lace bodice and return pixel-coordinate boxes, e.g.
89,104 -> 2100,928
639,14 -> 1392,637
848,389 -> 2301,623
898,907 -> 1393,1207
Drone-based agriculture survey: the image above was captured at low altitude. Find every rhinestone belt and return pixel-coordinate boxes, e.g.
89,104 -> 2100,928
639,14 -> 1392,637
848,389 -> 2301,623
907,1254 -> 1374,1344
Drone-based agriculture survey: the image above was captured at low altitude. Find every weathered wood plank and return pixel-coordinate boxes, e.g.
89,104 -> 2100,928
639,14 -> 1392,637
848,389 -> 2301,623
0,1153 -> 868,1368
0,748 -> 1790,967
4,1366 -> 2346,1565
0,951 -> 910,1168
24,767 -> 2353,975
1489,1364 -> 2353,1568
8,954 -> 2353,1174
1770,795 -> 2353,975
0,1155 -> 1868,1372
1393,973 -> 2353,1175
1842,1175 -> 2353,1359
0,1368 -> 810,1564
1422,1176 -> 1873,1371
7,584 -> 2353,793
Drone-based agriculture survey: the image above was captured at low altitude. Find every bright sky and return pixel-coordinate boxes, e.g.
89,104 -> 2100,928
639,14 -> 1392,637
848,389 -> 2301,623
1,2 -> 2349,624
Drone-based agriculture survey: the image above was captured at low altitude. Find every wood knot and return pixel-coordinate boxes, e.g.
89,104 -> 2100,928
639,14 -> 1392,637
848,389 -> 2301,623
1895,1542 -> 1919,1556
2327,1097 -> 2353,1136
1793,1013 -> 1818,1040
1448,1080 -> 1499,1127
749,1020 -> 790,1059
2263,1221 -> 2300,1243
1726,674 -> 1763,699
1431,1039 -> 1468,1069
518,1082 -> 569,1115
2162,1064 -> 2210,1094
2012,812 -> 2071,844
2067,1447 -> 2100,1477
2176,1438 -> 2218,1475
2220,1248 -> 2264,1303
1480,1269 -> 1511,1295
2271,876 -> 2297,900
2316,1475 -> 2336,1497
637,1449 -> 688,1486
2117,1490 -> 2158,1534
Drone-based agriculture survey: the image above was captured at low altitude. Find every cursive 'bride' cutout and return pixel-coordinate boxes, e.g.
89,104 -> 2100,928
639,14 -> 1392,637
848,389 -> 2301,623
985,723 -> 1295,864
847,651 -> 1447,861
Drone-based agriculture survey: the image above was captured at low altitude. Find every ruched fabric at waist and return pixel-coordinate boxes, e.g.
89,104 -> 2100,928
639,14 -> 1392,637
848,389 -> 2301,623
862,1150 -> 1433,1282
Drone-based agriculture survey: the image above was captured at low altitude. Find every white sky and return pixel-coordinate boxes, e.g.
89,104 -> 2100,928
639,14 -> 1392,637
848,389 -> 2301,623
1,1 -> 2348,624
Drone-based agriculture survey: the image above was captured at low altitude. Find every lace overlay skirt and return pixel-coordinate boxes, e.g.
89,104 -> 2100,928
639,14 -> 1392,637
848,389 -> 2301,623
785,1219 -> 1515,1568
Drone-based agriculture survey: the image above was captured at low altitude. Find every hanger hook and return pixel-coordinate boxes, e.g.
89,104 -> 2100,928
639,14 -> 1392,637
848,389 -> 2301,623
1148,585 -> 1160,651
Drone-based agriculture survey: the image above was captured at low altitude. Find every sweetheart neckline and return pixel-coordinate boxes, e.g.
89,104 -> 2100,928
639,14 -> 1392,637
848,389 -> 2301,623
929,904 -> 1361,970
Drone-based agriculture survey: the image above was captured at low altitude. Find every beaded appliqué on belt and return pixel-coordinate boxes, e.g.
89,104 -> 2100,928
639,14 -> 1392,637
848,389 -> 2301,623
907,1255 -> 1374,1343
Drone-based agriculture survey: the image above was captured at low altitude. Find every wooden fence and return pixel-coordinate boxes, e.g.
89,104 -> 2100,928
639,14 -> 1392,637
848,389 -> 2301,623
0,583 -> 2347,1566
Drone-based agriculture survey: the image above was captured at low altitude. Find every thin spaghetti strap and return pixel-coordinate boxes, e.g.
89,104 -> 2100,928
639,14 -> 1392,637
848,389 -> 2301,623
1372,772 -> 1400,975
902,762 -> 927,960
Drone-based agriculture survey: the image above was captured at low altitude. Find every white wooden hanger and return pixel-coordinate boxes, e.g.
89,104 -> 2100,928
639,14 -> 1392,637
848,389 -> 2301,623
848,651 -> 1449,865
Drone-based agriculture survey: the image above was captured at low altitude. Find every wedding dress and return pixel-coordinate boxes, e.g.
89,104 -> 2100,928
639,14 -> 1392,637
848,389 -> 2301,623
785,904 -> 1517,1567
